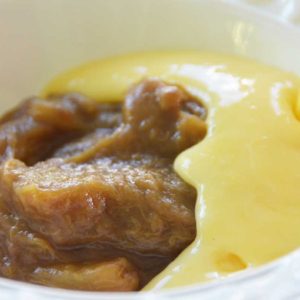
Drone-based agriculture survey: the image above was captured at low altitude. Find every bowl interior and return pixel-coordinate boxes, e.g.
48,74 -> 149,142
1,0 -> 300,111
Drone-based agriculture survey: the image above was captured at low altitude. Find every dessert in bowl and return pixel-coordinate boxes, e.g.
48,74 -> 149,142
1,0 -> 300,299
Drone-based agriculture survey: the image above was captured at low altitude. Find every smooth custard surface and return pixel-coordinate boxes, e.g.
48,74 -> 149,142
44,51 -> 300,289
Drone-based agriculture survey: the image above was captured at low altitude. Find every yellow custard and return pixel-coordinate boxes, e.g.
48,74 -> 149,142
43,51 -> 300,290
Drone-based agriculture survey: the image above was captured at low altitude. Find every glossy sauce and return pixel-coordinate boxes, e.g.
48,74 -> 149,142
43,51 -> 300,290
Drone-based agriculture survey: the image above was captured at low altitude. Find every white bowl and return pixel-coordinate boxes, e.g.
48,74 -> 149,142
1,0 -> 300,299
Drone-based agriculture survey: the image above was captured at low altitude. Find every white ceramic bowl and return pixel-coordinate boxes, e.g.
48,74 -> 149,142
1,0 -> 300,299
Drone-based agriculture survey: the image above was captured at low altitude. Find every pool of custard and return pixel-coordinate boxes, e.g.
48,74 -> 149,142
43,51 -> 300,290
